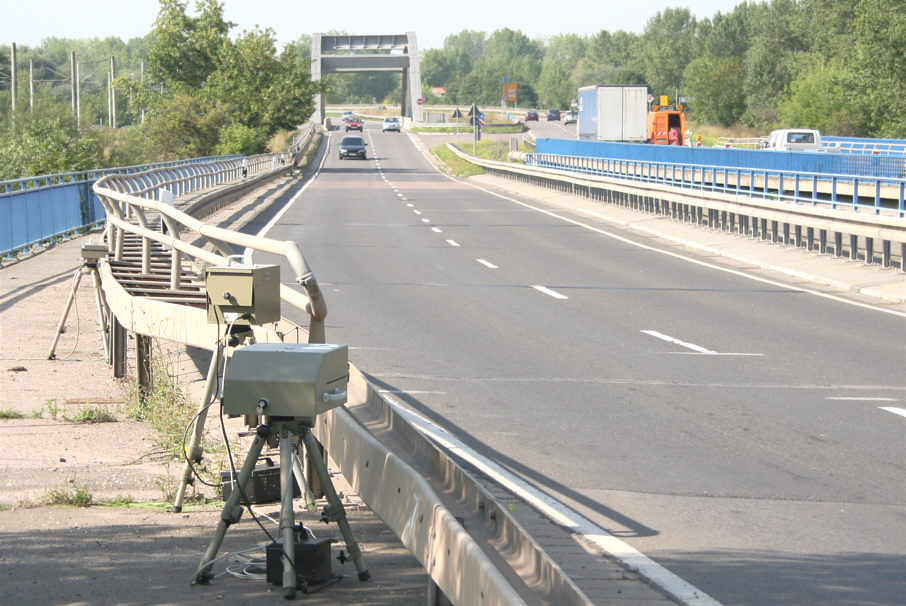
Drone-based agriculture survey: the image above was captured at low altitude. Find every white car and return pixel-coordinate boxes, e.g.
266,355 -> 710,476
563,111 -> 578,125
382,117 -> 401,132
341,111 -> 354,122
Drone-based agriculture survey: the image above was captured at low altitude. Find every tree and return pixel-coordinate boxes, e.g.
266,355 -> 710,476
537,34 -> 586,108
640,8 -> 698,98
147,0 -> 232,91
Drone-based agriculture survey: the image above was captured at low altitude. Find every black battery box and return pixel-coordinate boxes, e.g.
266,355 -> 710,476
220,460 -> 301,504
266,537 -> 334,585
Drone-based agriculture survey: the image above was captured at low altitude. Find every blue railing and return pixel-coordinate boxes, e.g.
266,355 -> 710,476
531,139 -> 906,217
824,136 -> 906,156
1,155 -> 239,260
527,153 -> 906,218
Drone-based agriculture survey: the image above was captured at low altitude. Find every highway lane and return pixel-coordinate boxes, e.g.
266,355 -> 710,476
255,121 -> 906,605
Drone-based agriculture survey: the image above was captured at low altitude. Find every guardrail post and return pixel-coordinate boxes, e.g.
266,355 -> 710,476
137,334 -> 152,402
109,315 -> 127,378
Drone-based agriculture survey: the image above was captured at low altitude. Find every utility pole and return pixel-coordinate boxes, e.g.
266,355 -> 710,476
29,59 -> 34,111
108,56 -> 116,128
10,43 -> 17,113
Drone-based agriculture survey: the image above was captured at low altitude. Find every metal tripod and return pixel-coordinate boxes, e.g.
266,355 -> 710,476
47,253 -> 110,360
193,418 -> 370,598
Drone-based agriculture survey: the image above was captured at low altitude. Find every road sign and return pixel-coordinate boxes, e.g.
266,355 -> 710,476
416,98 -> 424,105
451,107 -> 462,119
503,82 -> 517,102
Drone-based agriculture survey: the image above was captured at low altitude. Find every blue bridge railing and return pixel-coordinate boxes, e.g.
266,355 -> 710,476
531,139 -> 906,218
1,155 -> 239,260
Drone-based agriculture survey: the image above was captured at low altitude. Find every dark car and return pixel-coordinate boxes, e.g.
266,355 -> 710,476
524,109 -> 539,121
338,135 -> 367,160
345,117 -> 364,132
546,109 -> 560,121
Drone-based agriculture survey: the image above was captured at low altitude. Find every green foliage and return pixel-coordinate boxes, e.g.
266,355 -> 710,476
215,122 -> 267,155
0,408 -> 25,419
0,102 -> 99,180
65,406 -> 118,424
42,484 -> 93,507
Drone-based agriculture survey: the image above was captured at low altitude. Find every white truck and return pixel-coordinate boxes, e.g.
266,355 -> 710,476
577,85 -> 649,142
763,129 -> 825,151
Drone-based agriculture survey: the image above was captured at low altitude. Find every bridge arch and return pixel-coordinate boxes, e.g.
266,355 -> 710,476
312,32 -> 423,123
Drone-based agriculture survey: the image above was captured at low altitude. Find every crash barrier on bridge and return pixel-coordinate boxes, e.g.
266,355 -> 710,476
824,136 -> 906,157
536,138 -> 906,182
451,145 -> 906,273
91,147 -> 594,605
1,122 -> 318,263
0,155 -> 239,262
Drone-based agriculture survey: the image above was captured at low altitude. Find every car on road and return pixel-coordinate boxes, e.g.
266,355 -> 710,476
524,109 -> 539,121
382,116 -> 401,132
345,117 -> 364,131
338,135 -> 367,160
341,111 -> 354,122
563,110 -> 577,124
546,109 -> 561,121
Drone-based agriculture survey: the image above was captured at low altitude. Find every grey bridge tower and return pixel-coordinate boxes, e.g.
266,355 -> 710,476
312,33 -> 423,124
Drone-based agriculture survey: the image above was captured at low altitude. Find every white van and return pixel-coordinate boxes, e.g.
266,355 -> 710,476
764,129 -> 823,151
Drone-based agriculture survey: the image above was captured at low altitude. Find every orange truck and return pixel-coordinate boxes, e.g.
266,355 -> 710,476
646,96 -> 686,145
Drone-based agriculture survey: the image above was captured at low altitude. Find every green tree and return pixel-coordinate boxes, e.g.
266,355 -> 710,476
537,34 -> 586,108
640,8 -> 698,98
147,0 -> 232,91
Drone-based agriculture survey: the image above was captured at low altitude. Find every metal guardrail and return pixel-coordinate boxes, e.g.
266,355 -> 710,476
90,128 -> 594,605
454,145 -> 906,272
0,155 -> 241,261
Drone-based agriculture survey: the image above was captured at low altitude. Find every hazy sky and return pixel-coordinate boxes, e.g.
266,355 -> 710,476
2,0 -> 739,51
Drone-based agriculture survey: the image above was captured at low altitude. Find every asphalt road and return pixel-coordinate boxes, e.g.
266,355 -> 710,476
250,121 -> 906,605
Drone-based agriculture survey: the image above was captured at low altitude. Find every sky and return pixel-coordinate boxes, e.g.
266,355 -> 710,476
2,0 -> 739,51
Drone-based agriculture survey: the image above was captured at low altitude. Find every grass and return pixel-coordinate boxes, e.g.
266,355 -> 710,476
430,144 -> 486,177
122,343 -> 225,498
0,408 -> 25,419
42,484 -> 93,507
65,406 -> 117,424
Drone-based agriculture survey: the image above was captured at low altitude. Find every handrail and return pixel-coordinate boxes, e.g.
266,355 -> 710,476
526,151 -> 906,217
450,145 -> 906,272
93,163 -> 328,340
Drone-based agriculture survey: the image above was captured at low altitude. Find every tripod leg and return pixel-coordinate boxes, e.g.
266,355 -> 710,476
291,451 -> 317,511
193,425 -> 268,585
173,345 -> 222,512
47,266 -> 85,359
301,428 -> 371,582
279,430 -> 298,598
90,267 -> 111,359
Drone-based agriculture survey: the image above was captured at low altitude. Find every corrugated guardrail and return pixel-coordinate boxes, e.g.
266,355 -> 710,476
90,128 -> 595,605
454,145 -> 906,272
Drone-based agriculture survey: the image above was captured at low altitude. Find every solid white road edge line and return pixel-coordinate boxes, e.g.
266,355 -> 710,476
879,406 -> 906,418
380,391 -> 722,606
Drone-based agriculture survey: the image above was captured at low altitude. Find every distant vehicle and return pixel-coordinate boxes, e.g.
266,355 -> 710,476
338,136 -> 367,160
764,129 -> 824,151
342,111 -> 354,122
376,104 -> 387,110
382,117 -> 401,132
563,110 -> 577,124
524,109 -> 539,121
646,102 -> 686,145
546,109 -> 560,121
577,85 -> 648,142
345,117 -> 364,132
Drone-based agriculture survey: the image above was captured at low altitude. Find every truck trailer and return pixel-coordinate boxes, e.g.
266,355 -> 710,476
577,85 -> 649,142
